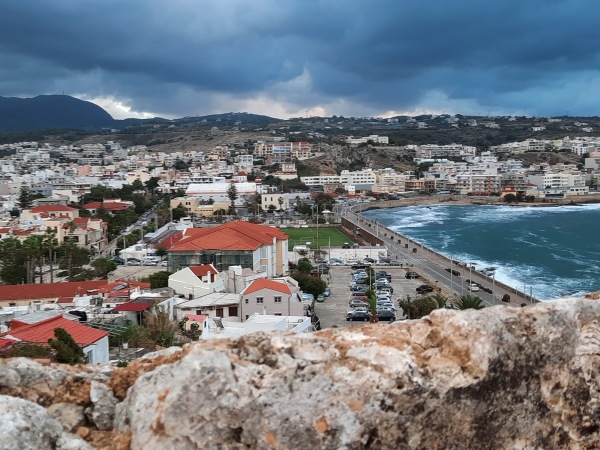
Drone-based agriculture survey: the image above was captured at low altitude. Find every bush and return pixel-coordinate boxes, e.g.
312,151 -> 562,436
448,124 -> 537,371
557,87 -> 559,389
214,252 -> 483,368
48,328 -> 86,364
10,344 -> 52,359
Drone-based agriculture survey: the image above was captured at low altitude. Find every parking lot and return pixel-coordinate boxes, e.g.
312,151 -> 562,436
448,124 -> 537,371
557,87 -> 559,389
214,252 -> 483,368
314,265 -> 435,329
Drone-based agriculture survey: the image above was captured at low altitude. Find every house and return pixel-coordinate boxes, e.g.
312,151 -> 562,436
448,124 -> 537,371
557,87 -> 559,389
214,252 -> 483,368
175,292 -> 241,321
240,278 -> 307,320
20,205 -> 79,222
166,221 -> 289,276
182,313 -> 208,333
0,280 -> 110,308
1,315 -> 109,363
111,301 -> 153,325
168,264 -> 224,299
201,313 -> 313,340
82,198 -> 134,215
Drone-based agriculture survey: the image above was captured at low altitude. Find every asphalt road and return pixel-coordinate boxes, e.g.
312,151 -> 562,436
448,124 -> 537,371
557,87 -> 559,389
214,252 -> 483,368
342,211 -> 535,307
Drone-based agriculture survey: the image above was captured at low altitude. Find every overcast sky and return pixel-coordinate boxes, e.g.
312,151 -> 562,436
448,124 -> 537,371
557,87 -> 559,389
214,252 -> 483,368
2,0 -> 600,119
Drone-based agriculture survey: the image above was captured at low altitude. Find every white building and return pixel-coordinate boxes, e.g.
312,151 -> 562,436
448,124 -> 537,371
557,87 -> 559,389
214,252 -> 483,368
201,314 -> 313,340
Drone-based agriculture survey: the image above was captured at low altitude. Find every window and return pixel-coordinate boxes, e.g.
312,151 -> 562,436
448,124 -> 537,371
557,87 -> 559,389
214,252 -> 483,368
9,302 -> 16,307
256,297 -> 264,304
196,309 -> 202,315
274,296 -> 282,303
274,313 -> 282,316
245,298 -> 249,304
245,315 -> 249,320
229,306 -> 238,316
216,308 -> 224,318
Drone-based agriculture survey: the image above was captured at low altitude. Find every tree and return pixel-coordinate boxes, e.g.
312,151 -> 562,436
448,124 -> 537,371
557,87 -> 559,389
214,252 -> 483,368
42,229 -> 59,284
144,271 -> 171,288
227,183 -> 238,216
365,288 -> 378,322
455,295 -> 485,310
171,203 -> 188,221
22,235 -> 44,284
48,328 -> 86,364
297,259 -> 313,273
278,196 -> 284,211
0,238 -> 26,284
91,258 -> 117,278
143,306 -> 178,347
301,276 -> 327,298
17,186 -> 35,209
399,296 -> 439,319
503,193 -> 517,203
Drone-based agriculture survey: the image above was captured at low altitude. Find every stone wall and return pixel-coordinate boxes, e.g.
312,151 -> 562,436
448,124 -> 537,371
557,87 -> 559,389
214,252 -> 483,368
2,300 -> 600,449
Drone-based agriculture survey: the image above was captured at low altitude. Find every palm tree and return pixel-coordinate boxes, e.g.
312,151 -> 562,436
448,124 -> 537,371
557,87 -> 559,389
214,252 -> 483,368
43,229 -> 58,283
22,235 -> 44,284
278,196 -> 284,211
455,295 -> 485,310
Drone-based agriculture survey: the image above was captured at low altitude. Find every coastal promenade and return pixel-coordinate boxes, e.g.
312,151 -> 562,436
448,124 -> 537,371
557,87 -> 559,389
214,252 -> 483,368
336,197 -> 540,307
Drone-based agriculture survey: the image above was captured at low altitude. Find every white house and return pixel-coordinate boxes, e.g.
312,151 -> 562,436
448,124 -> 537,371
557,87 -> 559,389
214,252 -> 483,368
169,264 -> 225,300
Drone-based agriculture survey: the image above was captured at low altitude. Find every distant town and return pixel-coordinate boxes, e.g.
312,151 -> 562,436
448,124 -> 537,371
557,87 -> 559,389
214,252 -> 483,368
0,111 -> 599,365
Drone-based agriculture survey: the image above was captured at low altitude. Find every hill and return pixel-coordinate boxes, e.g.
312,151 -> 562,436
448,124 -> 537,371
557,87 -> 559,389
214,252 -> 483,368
0,95 -> 115,132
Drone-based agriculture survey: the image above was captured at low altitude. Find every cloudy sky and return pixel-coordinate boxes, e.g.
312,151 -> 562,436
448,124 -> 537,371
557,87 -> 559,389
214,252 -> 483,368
1,0 -> 600,119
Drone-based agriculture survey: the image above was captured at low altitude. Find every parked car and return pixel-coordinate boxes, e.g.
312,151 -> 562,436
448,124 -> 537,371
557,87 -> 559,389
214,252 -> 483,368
126,258 -> 142,266
342,243 -> 352,249
349,298 -> 368,308
375,271 -> 392,281
112,256 -> 125,265
328,258 -> 343,265
363,257 -> 376,264
316,294 -> 325,303
390,260 -> 402,266
377,301 -> 396,311
468,283 -> 480,292
405,271 -> 420,279
416,285 -> 435,294
161,260 -> 168,266
374,283 -> 393,292
323,288 -> 331,297
346,310 -> 370,322
377,310 -> 396,321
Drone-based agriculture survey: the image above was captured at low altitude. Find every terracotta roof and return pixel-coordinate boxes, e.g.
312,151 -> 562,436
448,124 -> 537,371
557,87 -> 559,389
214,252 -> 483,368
242,279 -> 292,295
169,221 -> 288,252
3,315 -> 107,346
31,205 -> 76,213
82,201 -> 131,211
112,302 -> 153,312
0,338 -> 16,348
0,227 -> 11,233
189,264 -> 218,278
184,314 -> 208,322
0,281 -> 109,301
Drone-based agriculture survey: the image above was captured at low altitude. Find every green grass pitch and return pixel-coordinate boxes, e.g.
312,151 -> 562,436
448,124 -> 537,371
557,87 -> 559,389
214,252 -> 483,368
282,227 -> 356,251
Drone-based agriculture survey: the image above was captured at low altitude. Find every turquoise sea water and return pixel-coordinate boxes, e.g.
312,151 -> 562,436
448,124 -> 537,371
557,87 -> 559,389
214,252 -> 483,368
363,203 -> 600,300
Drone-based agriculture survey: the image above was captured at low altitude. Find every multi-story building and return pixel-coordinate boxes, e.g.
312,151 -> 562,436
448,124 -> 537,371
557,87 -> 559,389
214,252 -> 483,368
254,142 -> 312,164
240,277 -> 306,319
166,221 -> 289,277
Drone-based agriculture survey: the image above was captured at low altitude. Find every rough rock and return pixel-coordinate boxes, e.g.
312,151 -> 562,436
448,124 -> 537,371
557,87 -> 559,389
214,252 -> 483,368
47,402 -> 86,432
86,380 -> 118,430
5,299 -> 600,449
113,299 -> 600,450
0,395 -> 92,450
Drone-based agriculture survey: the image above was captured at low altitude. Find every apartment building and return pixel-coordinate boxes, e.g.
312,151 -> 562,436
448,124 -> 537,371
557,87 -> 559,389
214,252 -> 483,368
254,142 -> 312,164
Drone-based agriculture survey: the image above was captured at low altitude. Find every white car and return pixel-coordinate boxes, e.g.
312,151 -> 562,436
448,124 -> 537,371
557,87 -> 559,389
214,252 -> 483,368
468,283 -> 480,292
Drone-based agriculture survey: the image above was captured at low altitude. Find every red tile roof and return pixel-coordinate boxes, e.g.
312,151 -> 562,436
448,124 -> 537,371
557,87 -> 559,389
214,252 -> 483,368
242,279 -> 292,295
184,314 -> 208,322
31,205 -> 76,213
112,302 -> 153,312
169,221 -> 288,252
82,201 -> 131,211
0,338 -> 16,348
3,316 -> 107,346
189,264 -> 218,278
0,281 -> 109,301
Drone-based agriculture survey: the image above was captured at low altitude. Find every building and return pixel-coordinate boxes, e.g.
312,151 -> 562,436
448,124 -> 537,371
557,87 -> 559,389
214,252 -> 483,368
166,221 -> 289,276
201,313 -> 313,340
254,142 -> 312,163
346,135 -> 389,145
175,292 -> 241,321
168,264 -> 224,300
1,315 -> 109,363
239,278 -> 306,320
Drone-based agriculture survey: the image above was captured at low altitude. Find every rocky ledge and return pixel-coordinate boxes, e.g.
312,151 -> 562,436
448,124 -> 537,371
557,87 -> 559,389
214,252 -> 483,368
2,299 -> 600,449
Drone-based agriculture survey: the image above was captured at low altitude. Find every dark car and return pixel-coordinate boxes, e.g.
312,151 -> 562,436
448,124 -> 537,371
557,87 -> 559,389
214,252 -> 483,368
323,288 -> 331,297
351,264 -> 369,271
363,257 -> 376,264
405,271 -> 420,279
346,310 -> 370,322
376,272 -> 392,281
112,256 -> 125,265
342,243 -> 352,249
373,283 -> 393,293
416,285 -> 435,294
377,310 -> 396,321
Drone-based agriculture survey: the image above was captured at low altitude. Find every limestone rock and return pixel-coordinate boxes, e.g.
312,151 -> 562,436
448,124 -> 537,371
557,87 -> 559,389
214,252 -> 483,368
47,402 -> 86,432
114,299 -> 600,450
86,380 -> 118,430
0,395 -> 90,450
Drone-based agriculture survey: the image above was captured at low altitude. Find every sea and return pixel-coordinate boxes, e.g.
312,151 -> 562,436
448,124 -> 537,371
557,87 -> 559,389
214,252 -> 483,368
363,203 -> 600,300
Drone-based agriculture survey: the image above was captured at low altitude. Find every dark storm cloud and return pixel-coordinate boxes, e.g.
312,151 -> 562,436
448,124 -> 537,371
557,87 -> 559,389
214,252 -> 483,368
1,0 -> 600,117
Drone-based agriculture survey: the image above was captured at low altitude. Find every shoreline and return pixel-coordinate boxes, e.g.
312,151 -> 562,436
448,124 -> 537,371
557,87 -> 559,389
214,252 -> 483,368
350,196 -> 600,301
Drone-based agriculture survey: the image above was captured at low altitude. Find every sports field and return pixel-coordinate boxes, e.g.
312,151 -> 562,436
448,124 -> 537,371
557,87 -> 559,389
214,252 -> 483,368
283,226 -> 356,250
